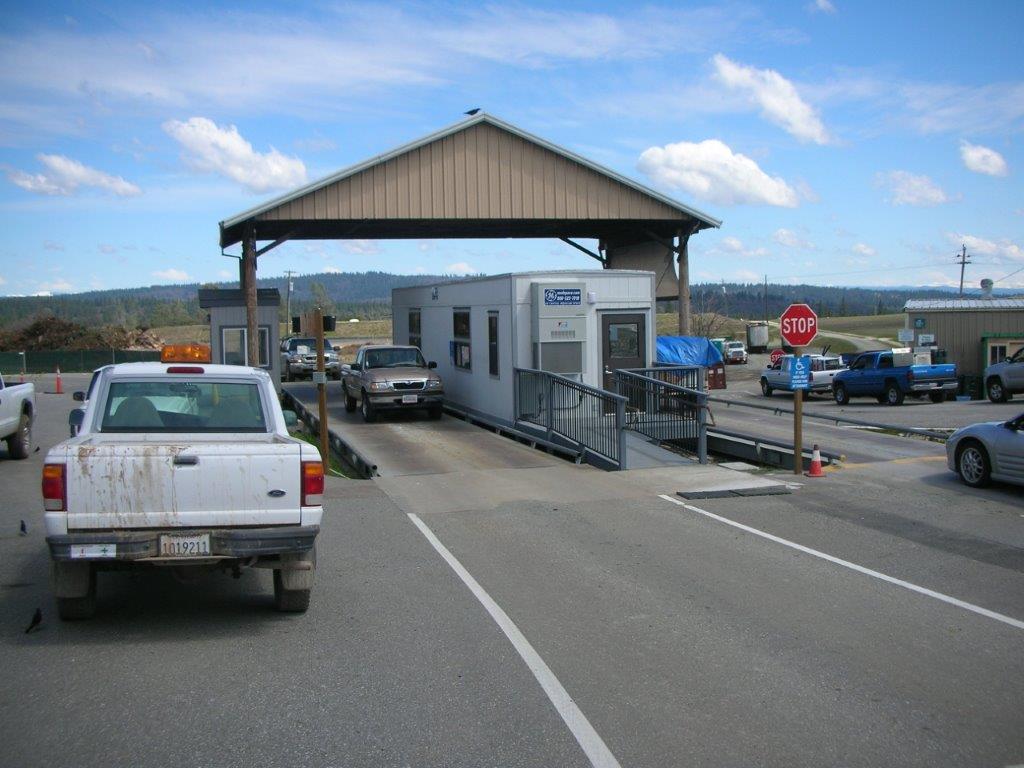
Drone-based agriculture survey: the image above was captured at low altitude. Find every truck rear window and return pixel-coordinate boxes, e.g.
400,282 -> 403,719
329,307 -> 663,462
100,381 -> 268,432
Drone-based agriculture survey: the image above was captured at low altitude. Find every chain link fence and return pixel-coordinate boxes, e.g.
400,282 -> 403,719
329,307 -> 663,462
0,350 -> 161,375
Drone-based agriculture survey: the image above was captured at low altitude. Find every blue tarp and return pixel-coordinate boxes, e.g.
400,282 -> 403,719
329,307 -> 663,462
657,336 -> 723,367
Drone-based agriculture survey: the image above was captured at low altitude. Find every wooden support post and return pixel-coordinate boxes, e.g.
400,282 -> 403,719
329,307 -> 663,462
677,230 -> 691,336
314,308 -> 330,467
242,228 -> 259,368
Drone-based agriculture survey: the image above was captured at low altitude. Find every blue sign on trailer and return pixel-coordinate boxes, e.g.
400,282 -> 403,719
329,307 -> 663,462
790,355 -> 812,390
543,288 -> 582,305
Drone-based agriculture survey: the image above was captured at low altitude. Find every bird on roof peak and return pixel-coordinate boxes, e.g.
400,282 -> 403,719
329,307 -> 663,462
464,108 -> 481,116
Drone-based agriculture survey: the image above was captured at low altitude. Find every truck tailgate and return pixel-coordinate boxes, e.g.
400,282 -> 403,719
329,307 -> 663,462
910,363 -> 957,383
65,436 -> 304,529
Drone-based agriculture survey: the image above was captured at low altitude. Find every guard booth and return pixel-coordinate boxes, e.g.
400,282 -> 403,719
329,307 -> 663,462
198,289 -> 281,386
392,270 -> 656,425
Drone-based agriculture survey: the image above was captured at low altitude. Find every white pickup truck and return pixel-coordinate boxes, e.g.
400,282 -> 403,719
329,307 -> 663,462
760,354 -> 846,397
1,372 -> 35,459
42,352 -> 323,619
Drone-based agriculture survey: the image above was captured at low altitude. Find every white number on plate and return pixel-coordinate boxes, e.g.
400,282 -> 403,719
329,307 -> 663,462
159,534 -> 211,557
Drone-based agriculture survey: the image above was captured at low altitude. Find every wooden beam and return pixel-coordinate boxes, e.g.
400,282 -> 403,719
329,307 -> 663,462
242,226 -> 259,368
677,229 -> 691,336
560,237 -> 604,264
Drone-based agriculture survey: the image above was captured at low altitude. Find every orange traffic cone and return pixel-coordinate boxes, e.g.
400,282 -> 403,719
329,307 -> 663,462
54,366 -> 63,395
806,444 -> 825,478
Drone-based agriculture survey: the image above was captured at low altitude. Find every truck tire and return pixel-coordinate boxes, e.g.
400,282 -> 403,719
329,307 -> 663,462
884,381 -> 904,406
987,377 -> 1008,403
273,547 -> 315,613
360,391 -> 376,423
956,440 -> 991,488
344,391 -> 357,413
55,565 -> 96,620
7,412 -> 31,459
760,378 -> 773,397
428,405 -> 443,420
833,383 -> 849,405
928,391 -> 947,404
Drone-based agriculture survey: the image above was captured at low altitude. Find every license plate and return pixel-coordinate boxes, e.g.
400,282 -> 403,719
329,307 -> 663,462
159,533 -> 211,557
402,394 -> 418,404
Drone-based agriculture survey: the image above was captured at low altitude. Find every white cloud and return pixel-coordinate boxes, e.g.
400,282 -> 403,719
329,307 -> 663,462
43,240 -> 64,251
711,54 -> 829,144
37,278 -> 73,293
5,154 -> 140,196
0,275 -> 6,285
340,240 -> 382,256
99,244 -> 117,254
323,266 -> 343,274
959,141 -> 1008,177
163,117 -> 306,193
638,138 -> 799,207
717,236 -> 768,258
947,233 -> 1023,262
153,268 -> 190,282
446,262 -> 478,275
773,228 -> 815,249
877,170 -> 949,206
852,242 -> 877,257
808,0 -> 836,13
217,270 -> 233,279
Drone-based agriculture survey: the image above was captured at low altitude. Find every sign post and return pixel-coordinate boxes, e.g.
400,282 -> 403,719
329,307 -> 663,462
313,308 -> 330,467
779,304 -> 818,474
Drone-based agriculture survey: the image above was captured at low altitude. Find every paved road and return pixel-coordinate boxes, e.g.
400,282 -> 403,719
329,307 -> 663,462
2,377 -> 1022,767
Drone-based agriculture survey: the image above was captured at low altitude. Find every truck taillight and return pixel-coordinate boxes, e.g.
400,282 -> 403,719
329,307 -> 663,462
42,464 -> 66,511
302,461 -> 324,506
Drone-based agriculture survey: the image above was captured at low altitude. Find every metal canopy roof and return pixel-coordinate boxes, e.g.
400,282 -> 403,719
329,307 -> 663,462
904,298 -> 1024,311
219,113 -> 721,248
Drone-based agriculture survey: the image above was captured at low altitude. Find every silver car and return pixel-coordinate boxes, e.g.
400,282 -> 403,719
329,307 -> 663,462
946,412 -> 1024,488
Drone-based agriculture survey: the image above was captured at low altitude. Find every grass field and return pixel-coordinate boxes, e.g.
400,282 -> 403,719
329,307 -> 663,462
817,314 -> 903,339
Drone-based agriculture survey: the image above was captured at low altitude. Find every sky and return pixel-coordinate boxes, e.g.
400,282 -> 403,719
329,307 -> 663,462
1,0 -> 1022,297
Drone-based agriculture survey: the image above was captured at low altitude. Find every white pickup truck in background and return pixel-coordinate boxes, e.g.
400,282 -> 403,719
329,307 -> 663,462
0,372 -> 35,459
42,348 -> 323,619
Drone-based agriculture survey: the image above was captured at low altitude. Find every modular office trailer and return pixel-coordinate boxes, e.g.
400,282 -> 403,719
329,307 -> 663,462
392,270 -> 656,424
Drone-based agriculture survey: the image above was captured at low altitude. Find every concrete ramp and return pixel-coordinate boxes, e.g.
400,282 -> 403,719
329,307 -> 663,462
284,383 -> 562,477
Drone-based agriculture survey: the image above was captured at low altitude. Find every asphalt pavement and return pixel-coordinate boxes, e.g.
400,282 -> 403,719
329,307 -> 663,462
1,373 -> 1022,767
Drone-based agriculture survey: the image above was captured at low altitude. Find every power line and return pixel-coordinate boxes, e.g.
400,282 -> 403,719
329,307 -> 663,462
993,264 -> 1024,284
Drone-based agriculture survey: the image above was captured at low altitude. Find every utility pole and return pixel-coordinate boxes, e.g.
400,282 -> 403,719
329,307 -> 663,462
763,275 -> 768,322
284,270 -> 294,328
956,244 -> 971,297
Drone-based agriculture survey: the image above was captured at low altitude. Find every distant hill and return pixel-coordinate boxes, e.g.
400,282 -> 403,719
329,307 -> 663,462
0,271 -> 453,330
0,271 -> 1018,332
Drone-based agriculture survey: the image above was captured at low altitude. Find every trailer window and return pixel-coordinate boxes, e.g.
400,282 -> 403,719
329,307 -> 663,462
101,381 -> 268,432
488,311 -> 499,377
453,309 -> 471,370
409,309 -> 421,350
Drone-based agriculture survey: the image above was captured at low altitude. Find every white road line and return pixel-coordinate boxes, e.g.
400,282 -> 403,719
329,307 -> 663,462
407,513 -> 622,768
658,494 -> 1024,632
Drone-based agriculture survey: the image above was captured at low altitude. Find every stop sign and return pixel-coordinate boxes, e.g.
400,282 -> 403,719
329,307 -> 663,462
779,303 -> 818,347
769,348 -> 785,366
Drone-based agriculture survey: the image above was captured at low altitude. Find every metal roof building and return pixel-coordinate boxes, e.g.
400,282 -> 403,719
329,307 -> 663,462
903,296 -> 1024,383
218,113 -> 720,366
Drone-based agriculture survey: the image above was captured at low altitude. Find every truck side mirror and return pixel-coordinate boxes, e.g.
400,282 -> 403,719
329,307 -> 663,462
73,391 -> 86,402
428,361 -> 437,369
68,408 -> 85,435
351,362 -> 361,371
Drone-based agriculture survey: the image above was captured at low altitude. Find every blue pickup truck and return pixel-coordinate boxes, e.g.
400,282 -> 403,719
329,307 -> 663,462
832,350 -> 957,406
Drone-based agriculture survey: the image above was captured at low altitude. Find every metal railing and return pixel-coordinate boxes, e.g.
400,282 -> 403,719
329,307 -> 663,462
514,367 -> 627,467
613,368 -> 708,463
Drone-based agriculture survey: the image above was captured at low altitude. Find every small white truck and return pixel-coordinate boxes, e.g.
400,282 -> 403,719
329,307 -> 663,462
42,347 -> 323,619
0,372 -> 35,459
